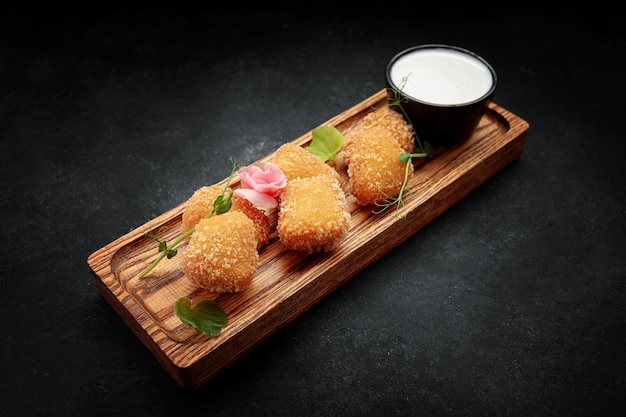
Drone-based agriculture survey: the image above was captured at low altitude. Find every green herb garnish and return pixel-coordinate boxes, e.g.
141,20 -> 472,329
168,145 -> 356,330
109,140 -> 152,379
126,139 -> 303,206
305,125 -> 345,162
138,156 -> 243,279
372,149 -> 433,216
174,297 -> 228,337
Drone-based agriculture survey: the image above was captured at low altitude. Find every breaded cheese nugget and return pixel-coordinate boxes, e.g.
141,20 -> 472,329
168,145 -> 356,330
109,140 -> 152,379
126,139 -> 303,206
277,175 -> 350,253
182,211 -> 259,292
271,143 -> 343,184
343,105 -> 414,164
181,184 -> 224,233
343,106 -> 415,206
181,184 -> 270,248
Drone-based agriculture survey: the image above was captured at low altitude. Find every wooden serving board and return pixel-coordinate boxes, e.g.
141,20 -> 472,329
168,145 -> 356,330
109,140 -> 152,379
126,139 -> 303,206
88,88 -> 529,389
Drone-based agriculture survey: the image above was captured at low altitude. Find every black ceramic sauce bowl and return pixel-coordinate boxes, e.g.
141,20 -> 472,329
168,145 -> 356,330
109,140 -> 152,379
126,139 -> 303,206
385,44 -> 497,147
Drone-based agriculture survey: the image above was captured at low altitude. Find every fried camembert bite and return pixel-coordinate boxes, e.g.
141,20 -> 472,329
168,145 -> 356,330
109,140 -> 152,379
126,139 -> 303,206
277,174 -> 350,253
182,211 -> 259,292
271,142 -> 344,184
343,105 -> 415,206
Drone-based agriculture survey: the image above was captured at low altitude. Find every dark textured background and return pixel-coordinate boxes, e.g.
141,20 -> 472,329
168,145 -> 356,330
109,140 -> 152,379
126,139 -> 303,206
2,5 -> 624,416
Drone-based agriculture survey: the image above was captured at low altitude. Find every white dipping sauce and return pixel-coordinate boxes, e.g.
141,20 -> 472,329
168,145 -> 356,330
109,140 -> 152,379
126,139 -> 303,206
389,47 -> 494,105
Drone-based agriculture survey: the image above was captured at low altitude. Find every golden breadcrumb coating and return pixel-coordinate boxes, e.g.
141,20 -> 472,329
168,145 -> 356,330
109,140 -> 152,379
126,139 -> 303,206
181,184 -> 224,233
343,106 -> 415,206
344,105 -> 415,163
277,175 -> 350,253
271,143 -> 343,184
182,211 -> 259,292
181,184 -> 270,249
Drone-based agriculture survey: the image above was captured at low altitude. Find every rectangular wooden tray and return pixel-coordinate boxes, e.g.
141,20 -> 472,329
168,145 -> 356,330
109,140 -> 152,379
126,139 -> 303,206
88,88 -> 529,390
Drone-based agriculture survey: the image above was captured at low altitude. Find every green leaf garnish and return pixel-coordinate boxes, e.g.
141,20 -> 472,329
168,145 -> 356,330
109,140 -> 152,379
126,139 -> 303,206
213,192 -> 233,215
157,239 -> 178,258
174,297 -> 228,337
305,125 -> 345,162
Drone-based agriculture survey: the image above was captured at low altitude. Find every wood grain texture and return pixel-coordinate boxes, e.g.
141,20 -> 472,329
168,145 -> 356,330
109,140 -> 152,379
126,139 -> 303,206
87,88 -> 529,389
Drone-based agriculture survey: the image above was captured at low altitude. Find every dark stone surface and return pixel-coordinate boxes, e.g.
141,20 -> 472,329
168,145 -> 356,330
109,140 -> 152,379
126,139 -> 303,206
2,6 -> 624,417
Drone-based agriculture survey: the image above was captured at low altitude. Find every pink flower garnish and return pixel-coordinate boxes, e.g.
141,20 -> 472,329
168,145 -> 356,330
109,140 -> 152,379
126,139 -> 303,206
234,162 -> 287,208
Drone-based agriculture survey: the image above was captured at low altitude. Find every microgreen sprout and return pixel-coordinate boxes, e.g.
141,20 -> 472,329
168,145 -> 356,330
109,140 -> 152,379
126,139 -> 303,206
146,226 -> 178,259
373,79 -> 435,217
138,156 -> 244,279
